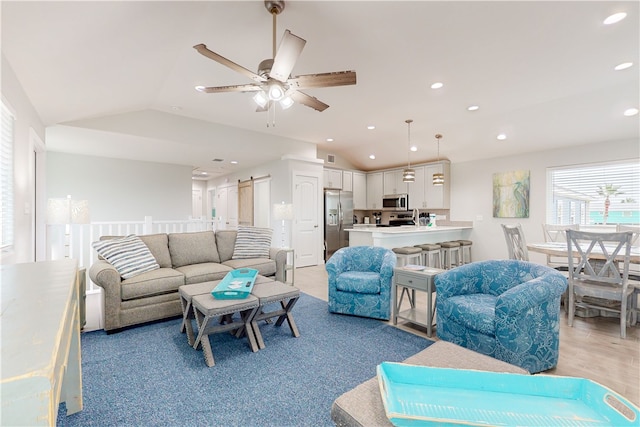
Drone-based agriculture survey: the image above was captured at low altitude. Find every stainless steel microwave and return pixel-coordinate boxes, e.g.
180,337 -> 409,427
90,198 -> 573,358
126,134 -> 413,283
382,194 -> 409,211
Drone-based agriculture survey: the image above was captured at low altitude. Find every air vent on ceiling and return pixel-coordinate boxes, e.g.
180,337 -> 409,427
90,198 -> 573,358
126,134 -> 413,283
327,154 -> 336,164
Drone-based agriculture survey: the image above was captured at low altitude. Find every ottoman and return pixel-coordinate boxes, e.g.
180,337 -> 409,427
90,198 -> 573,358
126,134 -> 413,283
330,341 -> 528,427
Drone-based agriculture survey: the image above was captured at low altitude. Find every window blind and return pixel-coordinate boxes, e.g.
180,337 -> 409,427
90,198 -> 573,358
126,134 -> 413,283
1,102 -> 14,249
546,160 -> 640,226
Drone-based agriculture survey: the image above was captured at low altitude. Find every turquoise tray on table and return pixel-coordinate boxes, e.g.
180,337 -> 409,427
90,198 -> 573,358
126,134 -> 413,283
211,268 -> 259,300
377,362 -> 639,426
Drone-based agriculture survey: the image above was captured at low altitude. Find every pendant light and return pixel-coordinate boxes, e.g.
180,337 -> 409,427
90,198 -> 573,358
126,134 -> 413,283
402,119 -> 415,183
433,133 -> 445,186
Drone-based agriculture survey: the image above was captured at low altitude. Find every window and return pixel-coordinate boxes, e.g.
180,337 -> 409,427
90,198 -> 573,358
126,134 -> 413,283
547,160 -> 640,226
1,101 -> 14,249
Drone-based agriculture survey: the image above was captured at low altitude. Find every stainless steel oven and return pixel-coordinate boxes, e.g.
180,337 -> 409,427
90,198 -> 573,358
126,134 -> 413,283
382,194 -> 409,211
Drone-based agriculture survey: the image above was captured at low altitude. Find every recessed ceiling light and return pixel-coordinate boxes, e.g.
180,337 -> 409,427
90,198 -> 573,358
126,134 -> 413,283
326,138 -> 334,142
367,125 -> 376,130
497,133 -> 507,140
171,106 -> 182,111
614,62 -> 633,71
467,105 -> 479,111
603,12 -> 627,25
410,146 -> 418,152
623,108 -> 639,117
369,154 -> 376,160
230,160 -> 238,164
195,85 -> 206,92
431,82 -> 444,89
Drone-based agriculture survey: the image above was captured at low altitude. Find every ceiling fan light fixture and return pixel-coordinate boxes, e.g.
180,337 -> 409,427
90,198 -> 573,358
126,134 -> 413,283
253,91 -> 269,108
280,96 -> 294,109
268,82 -> 285,101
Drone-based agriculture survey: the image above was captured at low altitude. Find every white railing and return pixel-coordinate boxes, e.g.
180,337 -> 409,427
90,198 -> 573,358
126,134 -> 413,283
49,216 -> 217,292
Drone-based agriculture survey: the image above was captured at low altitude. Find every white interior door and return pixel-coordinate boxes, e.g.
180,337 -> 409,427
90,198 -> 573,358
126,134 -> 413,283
216,187 -> 229,229
192,189 -> 202,218
293,172 -> 320,267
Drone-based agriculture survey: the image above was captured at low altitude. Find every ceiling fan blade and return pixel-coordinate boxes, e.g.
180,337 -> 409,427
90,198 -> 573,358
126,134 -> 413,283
270,30 -> 306,83
290,91 -> 329,112
288,71 -> 357,89
193,44 -> 265,83
198,84 -> 263,93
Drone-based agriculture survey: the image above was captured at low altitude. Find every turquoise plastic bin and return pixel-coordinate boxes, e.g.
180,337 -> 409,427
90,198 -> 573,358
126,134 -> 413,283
377,362 -> 639,426
211,268 -> 258,299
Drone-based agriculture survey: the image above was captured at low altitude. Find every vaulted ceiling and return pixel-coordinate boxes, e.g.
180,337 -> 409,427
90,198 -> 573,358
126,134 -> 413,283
2,1 -> 638,178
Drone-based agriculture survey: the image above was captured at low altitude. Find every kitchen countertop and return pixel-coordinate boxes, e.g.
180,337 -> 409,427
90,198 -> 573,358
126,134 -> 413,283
346,222 -> 473,249
346,225 -> 472,233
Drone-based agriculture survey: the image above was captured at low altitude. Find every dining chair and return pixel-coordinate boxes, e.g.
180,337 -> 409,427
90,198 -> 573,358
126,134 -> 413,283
501,224 -> 529,261
566,229 -> 634,338
542,224 -> 579,271
616,225 -> 640,324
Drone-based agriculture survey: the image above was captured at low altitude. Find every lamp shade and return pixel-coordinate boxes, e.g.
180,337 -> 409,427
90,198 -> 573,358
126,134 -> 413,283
273,203 -> 293,221
47,197 -> 90,224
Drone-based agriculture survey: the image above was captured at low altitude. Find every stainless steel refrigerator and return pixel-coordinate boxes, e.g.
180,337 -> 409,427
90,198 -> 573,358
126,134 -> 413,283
324,189 -> 353,260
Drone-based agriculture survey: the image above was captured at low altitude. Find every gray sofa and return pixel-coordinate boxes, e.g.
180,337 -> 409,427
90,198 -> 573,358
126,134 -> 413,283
89,230 -> 288,332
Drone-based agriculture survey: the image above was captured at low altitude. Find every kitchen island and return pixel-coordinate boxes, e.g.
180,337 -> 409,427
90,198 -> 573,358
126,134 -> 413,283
347,223 -> 472,249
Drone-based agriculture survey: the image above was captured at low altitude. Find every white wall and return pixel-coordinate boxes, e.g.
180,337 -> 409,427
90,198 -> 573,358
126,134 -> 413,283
46,152 -> 193,221
450,138 -> 640,264
1,54 -> 46,264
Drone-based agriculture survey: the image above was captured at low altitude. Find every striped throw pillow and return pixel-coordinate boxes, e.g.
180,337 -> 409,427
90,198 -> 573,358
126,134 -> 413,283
92,235 -> 160,279
232,226 -> 273,260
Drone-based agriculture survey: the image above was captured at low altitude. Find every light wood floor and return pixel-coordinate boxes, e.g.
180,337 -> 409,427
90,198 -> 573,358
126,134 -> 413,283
294,265 -> 640,406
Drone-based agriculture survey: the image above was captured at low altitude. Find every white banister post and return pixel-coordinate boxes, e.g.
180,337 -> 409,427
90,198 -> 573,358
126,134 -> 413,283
143,216 -> 153,235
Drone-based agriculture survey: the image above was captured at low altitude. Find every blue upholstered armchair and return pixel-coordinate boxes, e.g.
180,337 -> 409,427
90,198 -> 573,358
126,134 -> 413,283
434,260 -> 567,373
326,246 -> 396,320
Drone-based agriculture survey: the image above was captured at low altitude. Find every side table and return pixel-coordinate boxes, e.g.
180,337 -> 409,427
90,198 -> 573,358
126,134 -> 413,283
392,266 -> 444,337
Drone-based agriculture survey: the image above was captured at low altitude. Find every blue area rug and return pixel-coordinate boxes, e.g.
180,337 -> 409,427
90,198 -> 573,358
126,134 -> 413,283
58,292 -> 433,426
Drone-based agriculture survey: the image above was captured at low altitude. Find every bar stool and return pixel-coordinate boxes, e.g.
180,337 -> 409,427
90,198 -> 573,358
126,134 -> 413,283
457,240 -> 473,265
439,241 -> 461,269
414,243 -> 442,269
392,247 -> 423,267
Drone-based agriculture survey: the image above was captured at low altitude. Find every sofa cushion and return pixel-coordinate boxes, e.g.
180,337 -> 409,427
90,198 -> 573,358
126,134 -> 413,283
222,258 -> 276,278
232,226 -> 273,260
215,230 -> 238,262
139,233 -> 172,268
168,231 -> 220,267
176,263 -> 233,285
441,294 -> 497,336
121,267 -> 184,300
92,235 -> 160,279
336,272 -> 381,295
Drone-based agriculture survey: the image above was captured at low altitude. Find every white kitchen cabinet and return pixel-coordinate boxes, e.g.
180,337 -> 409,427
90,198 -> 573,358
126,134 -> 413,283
423,162 -> 450,209
407,166 -> 425,209
342,170 -> 353,192
323,168 -> 343,189
383,169 -> 407,195
352,172 -> 367,209
366,172 -> 383,209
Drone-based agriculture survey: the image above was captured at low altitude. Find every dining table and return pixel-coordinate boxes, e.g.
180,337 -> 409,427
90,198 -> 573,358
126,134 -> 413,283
527,242 -> 640,264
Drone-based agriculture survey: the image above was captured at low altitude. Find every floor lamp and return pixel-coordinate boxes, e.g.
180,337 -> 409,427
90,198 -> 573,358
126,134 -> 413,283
47,196 -> 90,260
273,202 -> 293,249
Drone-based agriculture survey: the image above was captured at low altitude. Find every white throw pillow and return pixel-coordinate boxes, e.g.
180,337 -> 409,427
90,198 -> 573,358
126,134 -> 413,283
232,226 -> 273,259
92,235 -> 160,279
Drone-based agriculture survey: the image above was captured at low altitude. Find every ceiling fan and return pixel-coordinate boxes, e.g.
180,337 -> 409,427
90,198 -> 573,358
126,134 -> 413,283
193,0 -> 356,113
